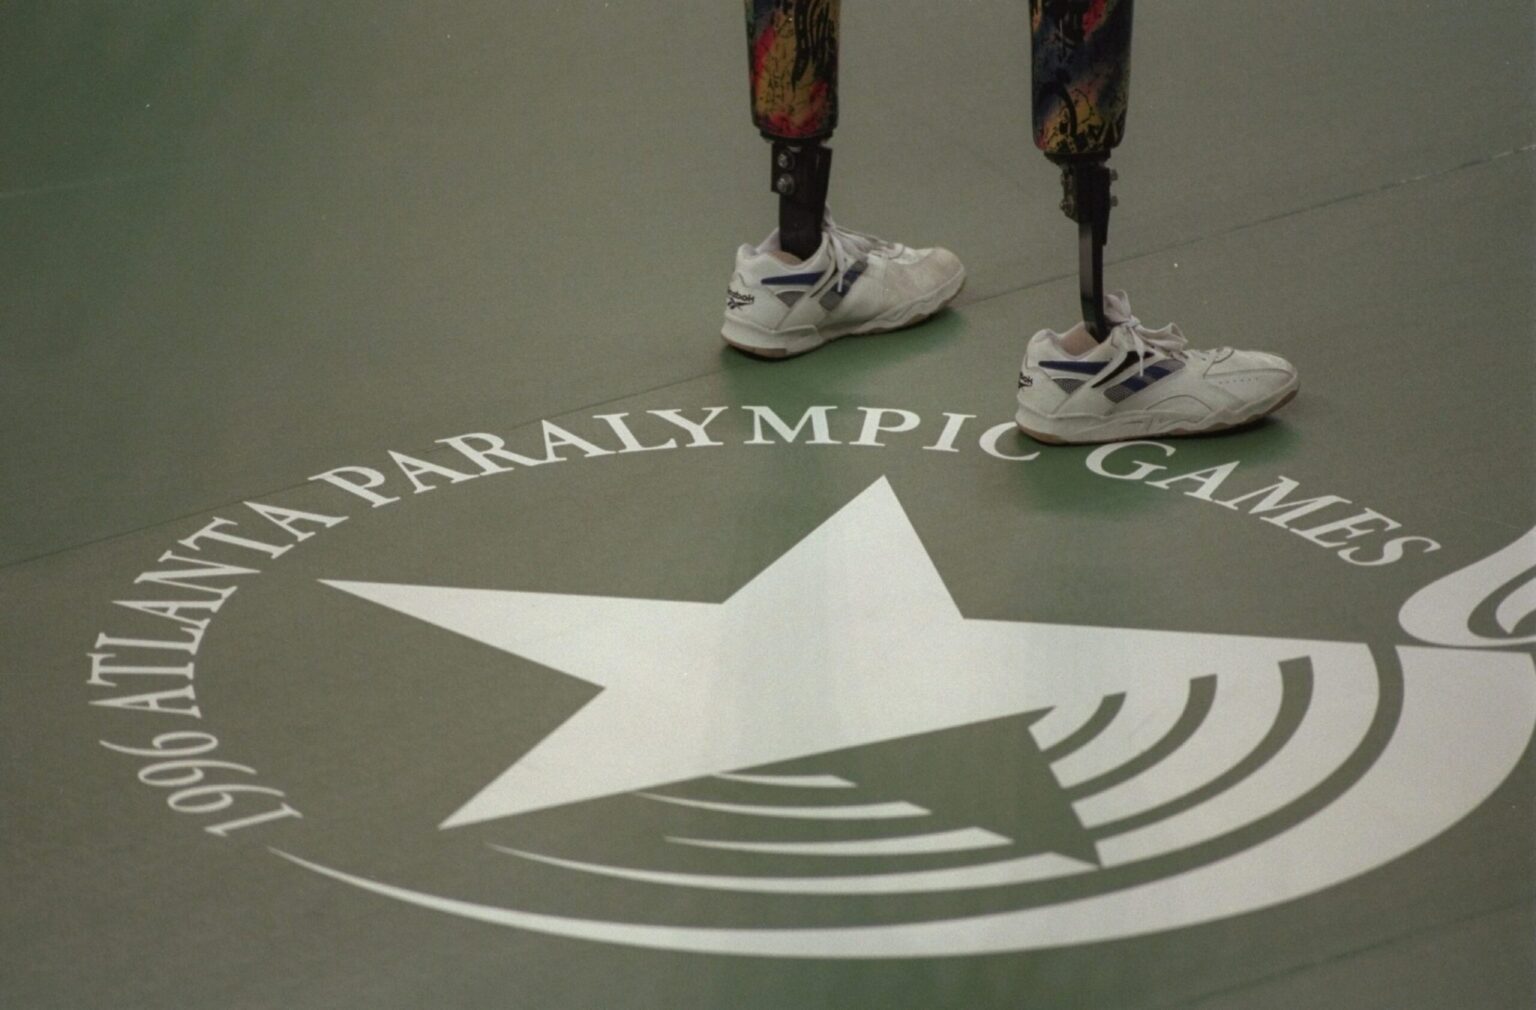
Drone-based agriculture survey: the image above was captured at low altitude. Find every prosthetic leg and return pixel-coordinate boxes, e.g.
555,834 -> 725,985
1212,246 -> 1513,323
1031,0 -> 1135,342
744,0 -> 840,260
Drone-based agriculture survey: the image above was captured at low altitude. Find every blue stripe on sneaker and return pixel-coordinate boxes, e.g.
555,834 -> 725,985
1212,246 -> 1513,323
1041,360 -> 1108,375
1091,350 -> 1146,387
818,260 -> 868,310
837,261 -> 866,293
1104,359 -> 1185,403
762,271 -> 827,286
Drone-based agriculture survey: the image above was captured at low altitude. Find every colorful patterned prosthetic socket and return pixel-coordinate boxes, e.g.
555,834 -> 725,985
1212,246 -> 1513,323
1031,0 -> 1134,160
746,0 -> 841,140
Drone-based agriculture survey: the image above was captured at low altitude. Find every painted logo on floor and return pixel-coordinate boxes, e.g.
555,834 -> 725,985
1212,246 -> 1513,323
84,405 -> 1536,958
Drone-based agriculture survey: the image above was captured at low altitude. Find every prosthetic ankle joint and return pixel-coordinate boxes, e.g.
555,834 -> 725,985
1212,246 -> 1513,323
770,139 -> 833,260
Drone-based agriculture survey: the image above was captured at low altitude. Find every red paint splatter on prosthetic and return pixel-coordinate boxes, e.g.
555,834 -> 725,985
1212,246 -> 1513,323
1083,0 -> 1109,34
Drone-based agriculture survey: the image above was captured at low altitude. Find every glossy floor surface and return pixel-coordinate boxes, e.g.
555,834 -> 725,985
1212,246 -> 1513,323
3,3 -> 1533,1007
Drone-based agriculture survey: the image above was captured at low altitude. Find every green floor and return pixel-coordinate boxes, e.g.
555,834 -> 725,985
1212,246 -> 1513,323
3,3 -> 1533,1007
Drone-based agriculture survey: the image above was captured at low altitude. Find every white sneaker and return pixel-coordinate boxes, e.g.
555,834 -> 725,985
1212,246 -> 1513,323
722,217 -> 966,358
1016,291 -> 1299,444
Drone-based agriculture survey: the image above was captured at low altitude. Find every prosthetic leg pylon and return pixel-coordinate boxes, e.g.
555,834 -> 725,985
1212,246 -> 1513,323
1031,0 -> 1136,342
745,1 -> 843,260
1059,157 -> 1118,344
770,139 -> 833,261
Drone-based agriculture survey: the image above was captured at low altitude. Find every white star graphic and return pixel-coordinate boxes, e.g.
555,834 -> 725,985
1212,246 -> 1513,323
323,478 -> 1360,831
293,484 -> 1536,956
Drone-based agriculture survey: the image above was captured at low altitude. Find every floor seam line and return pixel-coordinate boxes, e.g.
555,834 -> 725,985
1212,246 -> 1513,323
1131,141 -> 1536,268
956,141 -> 1536,315
7,145 -> 1529,570
1155,893 -> 1536,1010
0,365 -> 731,573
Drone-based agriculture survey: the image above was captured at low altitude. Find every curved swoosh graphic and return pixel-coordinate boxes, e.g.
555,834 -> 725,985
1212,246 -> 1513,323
1401,526 -> 1536,647
274,646 -> 1536,958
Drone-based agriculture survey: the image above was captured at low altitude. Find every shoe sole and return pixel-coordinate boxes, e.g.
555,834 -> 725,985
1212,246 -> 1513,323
721,268 -> 967,360
1016,382 -> 1300,446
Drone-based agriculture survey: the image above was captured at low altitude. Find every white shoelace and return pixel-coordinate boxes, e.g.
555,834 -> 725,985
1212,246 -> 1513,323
1105,294 -> 1220,377
823,215 -> 899,275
